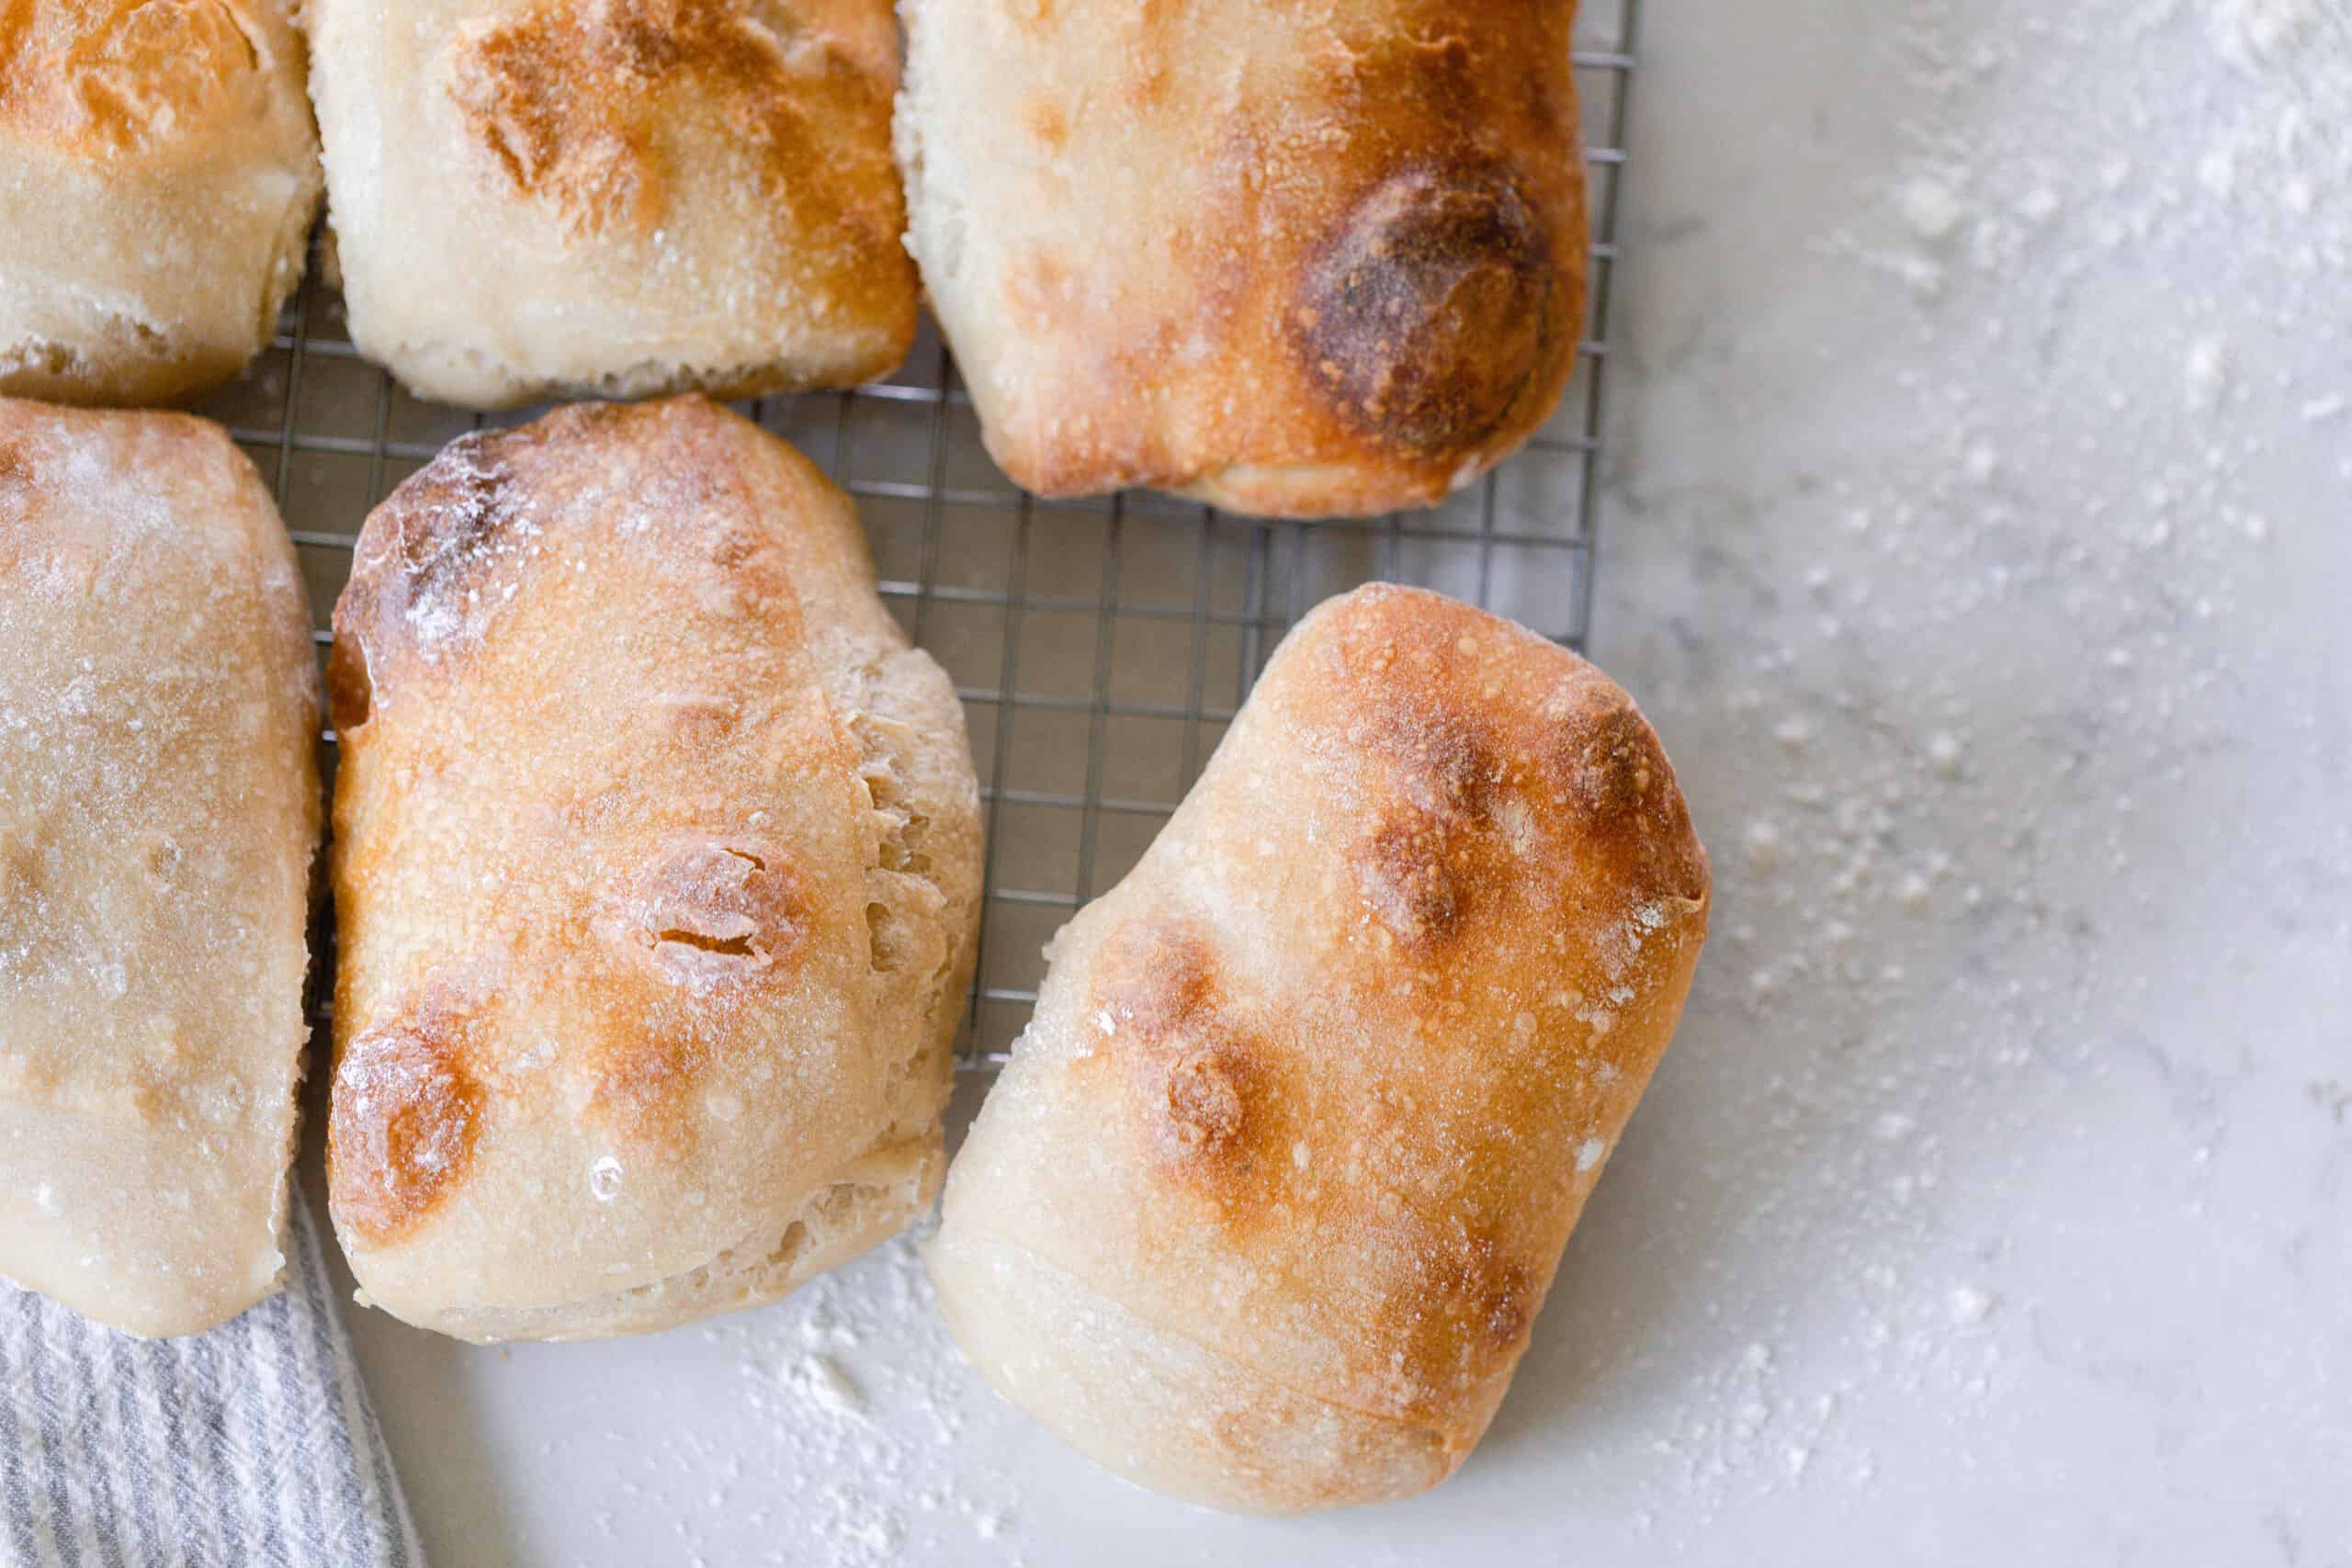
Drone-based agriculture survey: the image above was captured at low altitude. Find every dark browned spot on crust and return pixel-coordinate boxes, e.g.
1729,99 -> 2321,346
446,0 -> 900,247
330,1003 -> 484,1246
1022,96 -> 1068,149
323,633 -> 372,731
390,432 -> 523,602
1093,919 -> 1284,1197
1457,1237 -> 1537,1353
0,0 -> 257,157
1549,689 -> 1711,904
1348,709 -> 1510,949
0,832 -> 38,906
1291,161 -> 1556,457
1367,707 -> 1499,817
650,691 -> 738,745
1162,1051 -> 1246,1152
1349,809 -> 1473,947
1320,589 -> 1710,937
1384,1225 -> 1540,1394
337,427 -> 537,687
1559,698 -> 1661,819
598,834 -> 808,993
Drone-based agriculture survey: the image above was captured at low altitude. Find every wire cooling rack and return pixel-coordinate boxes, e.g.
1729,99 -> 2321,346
200,1 -> 1638,1071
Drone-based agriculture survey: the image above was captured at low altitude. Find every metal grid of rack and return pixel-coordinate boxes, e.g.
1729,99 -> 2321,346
204,0 -> 1639,1071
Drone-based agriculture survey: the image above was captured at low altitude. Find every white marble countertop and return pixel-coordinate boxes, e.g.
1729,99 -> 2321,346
345,2 -> 2352,1562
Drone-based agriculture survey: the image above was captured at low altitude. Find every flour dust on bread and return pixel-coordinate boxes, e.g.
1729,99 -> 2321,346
898,0 -> 1589,518
0,399 -> 322,1337
928,584 -> 1709,1512
325,397 -> 980,1341
305,0 -> 917,408
0,0 -> 322,406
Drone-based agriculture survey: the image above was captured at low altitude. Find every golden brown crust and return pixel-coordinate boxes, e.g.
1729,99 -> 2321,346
0,0 -> 320,407
1093,919 -> 1296,1212
327,396 -> 981,1339
594,834 -> 811,992
1292,159 -> 1561,460
901,0 -> 1587,517
328,401 -> 854,1168
932,583 -> 1708,1510
447,0 -> 900,258
328,987 -> 488,1247
311,0 -> 912,406
1319,584 -> 1712,921
0,0 -> 261,158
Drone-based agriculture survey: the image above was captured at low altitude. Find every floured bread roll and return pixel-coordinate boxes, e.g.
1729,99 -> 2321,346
326,396 -> 980,1341
930,584 -> 1709,1512
0,399 -> 321,1337
0,0 -> 322,406
305,0 -> 917,407
898,0 -> 1588,517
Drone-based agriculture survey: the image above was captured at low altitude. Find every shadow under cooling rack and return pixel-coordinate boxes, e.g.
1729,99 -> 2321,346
207,7 -> 1642,1068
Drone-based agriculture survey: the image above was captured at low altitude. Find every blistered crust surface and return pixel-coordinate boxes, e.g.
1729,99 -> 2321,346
899,0 -> 1588,515
933,584 -> 1708,1508
327,397 -> 979,1336
0,399 -> 320,1337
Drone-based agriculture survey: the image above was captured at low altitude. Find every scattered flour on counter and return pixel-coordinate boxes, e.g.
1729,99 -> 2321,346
1897,175 -> 1969,241
2210,0 -> 2333,67
1607,0 -> 2351,1541
2182,336 -> 2232,412
729,1231 -> 1023,1568
1946,1286 -> 1997,1326
786,1353 -> 871,1423
548,1229 -> 1023,1568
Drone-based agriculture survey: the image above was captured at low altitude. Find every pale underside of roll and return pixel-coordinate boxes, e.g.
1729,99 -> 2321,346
325,396 -> 980,1341
898,0 -> 1589,518
305,0 -> 918,408
929,583 -> 1710,1513
0,399 -> 322,1337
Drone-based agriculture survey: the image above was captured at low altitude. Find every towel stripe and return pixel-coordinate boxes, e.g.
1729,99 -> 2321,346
26,1294 -> 83,1568
145,1314 -> 209,1565
1,1190 -> 424,1567
293,1198 -> 418,1568
98,1326 -> 156,1568
0,1301 -> 47,1567
237,1298 -> 296,1568
290,1196 -> 382,1562
276,1203 -> 338,1561
62,1312 -> 128,1568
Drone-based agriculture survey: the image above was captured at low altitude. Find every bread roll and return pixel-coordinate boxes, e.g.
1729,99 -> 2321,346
325,397 -> 979,1341
0,399 -> 321,1337
0,0 -> 322,407
897,0 -> 1588,518
929,584 -> 1709,1512
305,0 -> 916,408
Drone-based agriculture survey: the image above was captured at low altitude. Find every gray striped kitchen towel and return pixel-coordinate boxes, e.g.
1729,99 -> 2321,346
0,1192 -> 423,1568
